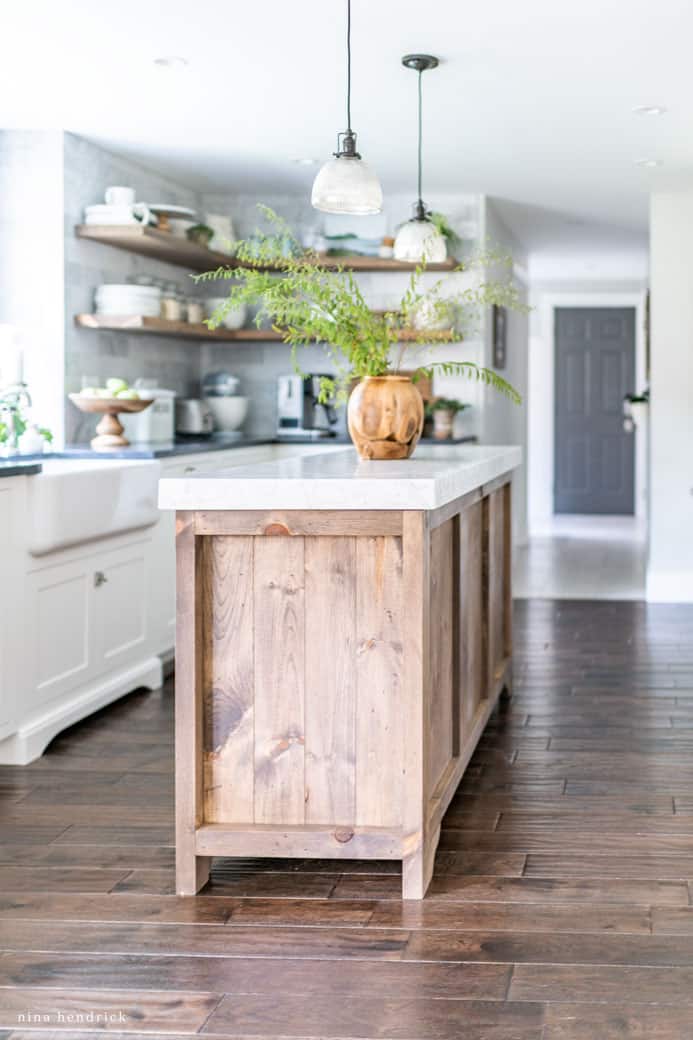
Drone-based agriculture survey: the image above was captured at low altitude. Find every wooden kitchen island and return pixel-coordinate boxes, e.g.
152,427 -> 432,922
159,443 -> 521,899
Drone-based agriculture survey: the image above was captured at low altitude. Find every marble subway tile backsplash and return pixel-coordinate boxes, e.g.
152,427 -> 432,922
63,134 -> 204,441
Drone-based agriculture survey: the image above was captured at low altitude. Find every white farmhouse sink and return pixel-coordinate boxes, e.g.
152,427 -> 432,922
27,459 -> 161,556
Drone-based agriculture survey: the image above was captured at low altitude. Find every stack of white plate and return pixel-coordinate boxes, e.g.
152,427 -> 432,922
84,203 -> 150,226
95,284 -> 162,317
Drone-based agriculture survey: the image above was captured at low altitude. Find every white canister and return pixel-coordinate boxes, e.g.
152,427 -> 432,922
187,300 -> 205,324
160,296 -> 183,322
120,387 -> 176,443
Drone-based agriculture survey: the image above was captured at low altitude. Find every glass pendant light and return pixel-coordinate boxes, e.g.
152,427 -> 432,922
311,0 -> 383,215
394,54 -> 447,263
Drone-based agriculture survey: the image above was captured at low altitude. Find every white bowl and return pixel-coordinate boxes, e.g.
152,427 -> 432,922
204,396 -> 248,431
205,298 -> 247,330
97,284 -> 161,297
95,301 -> 161,317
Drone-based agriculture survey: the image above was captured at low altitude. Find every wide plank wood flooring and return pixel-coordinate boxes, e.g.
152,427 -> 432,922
1,599 -> 693,1038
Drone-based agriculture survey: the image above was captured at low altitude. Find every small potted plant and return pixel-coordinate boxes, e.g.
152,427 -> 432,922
197,206 -> 524,460
428,398 -> 469,440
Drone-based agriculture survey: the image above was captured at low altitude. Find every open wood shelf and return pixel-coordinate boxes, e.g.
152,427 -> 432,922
75,225 -> 458,273
74,314 -> 280,341
75,224 -> 237,272
314,253 -> 458,272
75,313 -> 459,344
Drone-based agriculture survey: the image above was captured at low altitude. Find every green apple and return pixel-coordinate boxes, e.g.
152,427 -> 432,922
115,388 -> 140,400
80,387 -> 99,397
106,377 -> 129,394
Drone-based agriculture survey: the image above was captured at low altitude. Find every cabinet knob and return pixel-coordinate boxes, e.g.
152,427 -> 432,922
184,465 -> 197,474
94,571 -> 108,588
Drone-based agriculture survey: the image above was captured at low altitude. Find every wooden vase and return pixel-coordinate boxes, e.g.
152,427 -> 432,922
347,375 -> 424,460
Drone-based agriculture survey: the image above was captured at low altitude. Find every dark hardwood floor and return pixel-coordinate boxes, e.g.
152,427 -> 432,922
1,599 -> 693,1038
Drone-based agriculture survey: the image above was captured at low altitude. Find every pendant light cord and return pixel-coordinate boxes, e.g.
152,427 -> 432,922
346,0 -> 352,132
417,67 -> 423,206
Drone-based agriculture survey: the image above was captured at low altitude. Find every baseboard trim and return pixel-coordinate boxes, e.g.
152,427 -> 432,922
0,657 -> 163,765
646,569 -> 693,603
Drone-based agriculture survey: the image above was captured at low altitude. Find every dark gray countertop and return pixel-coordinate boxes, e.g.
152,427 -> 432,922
0,459 -> 43,477
1,433 -> 477,468
2,435 -> 277,462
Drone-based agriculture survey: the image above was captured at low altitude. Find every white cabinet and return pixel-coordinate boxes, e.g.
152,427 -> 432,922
27,557 -> 91,709
93,540 -> 149,671
0,479 -> 24,734
25,537 -> 153,716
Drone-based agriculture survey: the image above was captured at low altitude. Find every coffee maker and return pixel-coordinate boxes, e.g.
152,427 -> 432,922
276,374 -> 339,440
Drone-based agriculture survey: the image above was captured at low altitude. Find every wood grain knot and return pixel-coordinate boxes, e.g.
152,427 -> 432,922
264,522 -> 291,537
333,828 -> 355,844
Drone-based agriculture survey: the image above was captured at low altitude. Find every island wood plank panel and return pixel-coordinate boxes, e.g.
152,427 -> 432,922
202,535 -> 254,824
428,518 -> 455,793
183,481 -> 513,898
252,535 -> 306,825
304,536 -> 357,825
354,535 -> 403,827
459,500 -> 485,735
3,599 -> 693,1038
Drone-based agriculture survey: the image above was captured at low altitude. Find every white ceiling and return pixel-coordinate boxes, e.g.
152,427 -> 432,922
2,0 -> 689,255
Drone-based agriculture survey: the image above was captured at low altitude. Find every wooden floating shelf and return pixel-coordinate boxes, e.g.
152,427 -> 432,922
75,225 -> 458,273
75,313 -> 459,344
74,314 -> 279,341
314,253 -> 458,272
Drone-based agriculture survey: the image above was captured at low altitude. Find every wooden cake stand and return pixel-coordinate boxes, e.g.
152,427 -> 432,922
69,394 -> 154,450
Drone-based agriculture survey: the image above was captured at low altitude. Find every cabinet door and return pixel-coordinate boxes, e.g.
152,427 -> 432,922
92,540 -> 150,672
26,559 -> 92,709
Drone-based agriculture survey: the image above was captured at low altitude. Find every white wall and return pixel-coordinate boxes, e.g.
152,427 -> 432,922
0,131 -> 65,443
527,283 -> 648,534
647,190 -> 693,602
63,134 -> 205,443
479,199 -> 529,546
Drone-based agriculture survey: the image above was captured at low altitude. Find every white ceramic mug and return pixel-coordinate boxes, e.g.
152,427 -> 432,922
105,185 -> 135,206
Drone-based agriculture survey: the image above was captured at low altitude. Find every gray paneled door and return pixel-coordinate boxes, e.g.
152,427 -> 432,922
554,307 -> 635,515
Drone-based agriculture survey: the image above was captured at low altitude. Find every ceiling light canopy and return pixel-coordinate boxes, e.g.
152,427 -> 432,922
153,56 -> 188,69
635,158 -> 663,168
394,54 -> 447,263
633,105 -> 667,116
311,0 -> 383,215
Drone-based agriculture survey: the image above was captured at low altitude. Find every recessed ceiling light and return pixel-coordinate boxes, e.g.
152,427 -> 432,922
633,105 -> 667,116
290,157 -> 320,166
153,56 -> 188,69
635,158 -> 663,168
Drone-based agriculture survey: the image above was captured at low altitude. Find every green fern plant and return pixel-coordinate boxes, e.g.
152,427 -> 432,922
194,206 -> 524,405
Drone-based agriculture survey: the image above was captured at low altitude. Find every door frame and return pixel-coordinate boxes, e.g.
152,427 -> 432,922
528,291 -> 647,533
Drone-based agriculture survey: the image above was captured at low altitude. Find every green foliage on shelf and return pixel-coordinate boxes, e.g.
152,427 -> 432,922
426,397 -> 470,416
194,206 -> 525,405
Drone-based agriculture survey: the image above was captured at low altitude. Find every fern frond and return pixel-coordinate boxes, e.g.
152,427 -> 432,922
414,362 -> 522,405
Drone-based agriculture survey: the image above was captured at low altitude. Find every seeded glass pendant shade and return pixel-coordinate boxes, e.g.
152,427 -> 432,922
394,205 -> 448,262
311,0 -> 383,215
393,54 -> 447,263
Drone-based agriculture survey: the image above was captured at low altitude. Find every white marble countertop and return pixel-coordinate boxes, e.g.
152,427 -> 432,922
158,444 -> 522,512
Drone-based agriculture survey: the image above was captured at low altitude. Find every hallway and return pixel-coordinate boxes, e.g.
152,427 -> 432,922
0,599 -> 692,1038
514,516 -> 647,600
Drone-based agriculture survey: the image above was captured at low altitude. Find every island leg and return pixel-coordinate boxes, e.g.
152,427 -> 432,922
175,512 -> 210,895
401,511 -> 432,900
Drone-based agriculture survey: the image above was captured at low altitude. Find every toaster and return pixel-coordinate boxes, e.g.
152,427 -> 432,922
175,398 -> 214,436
